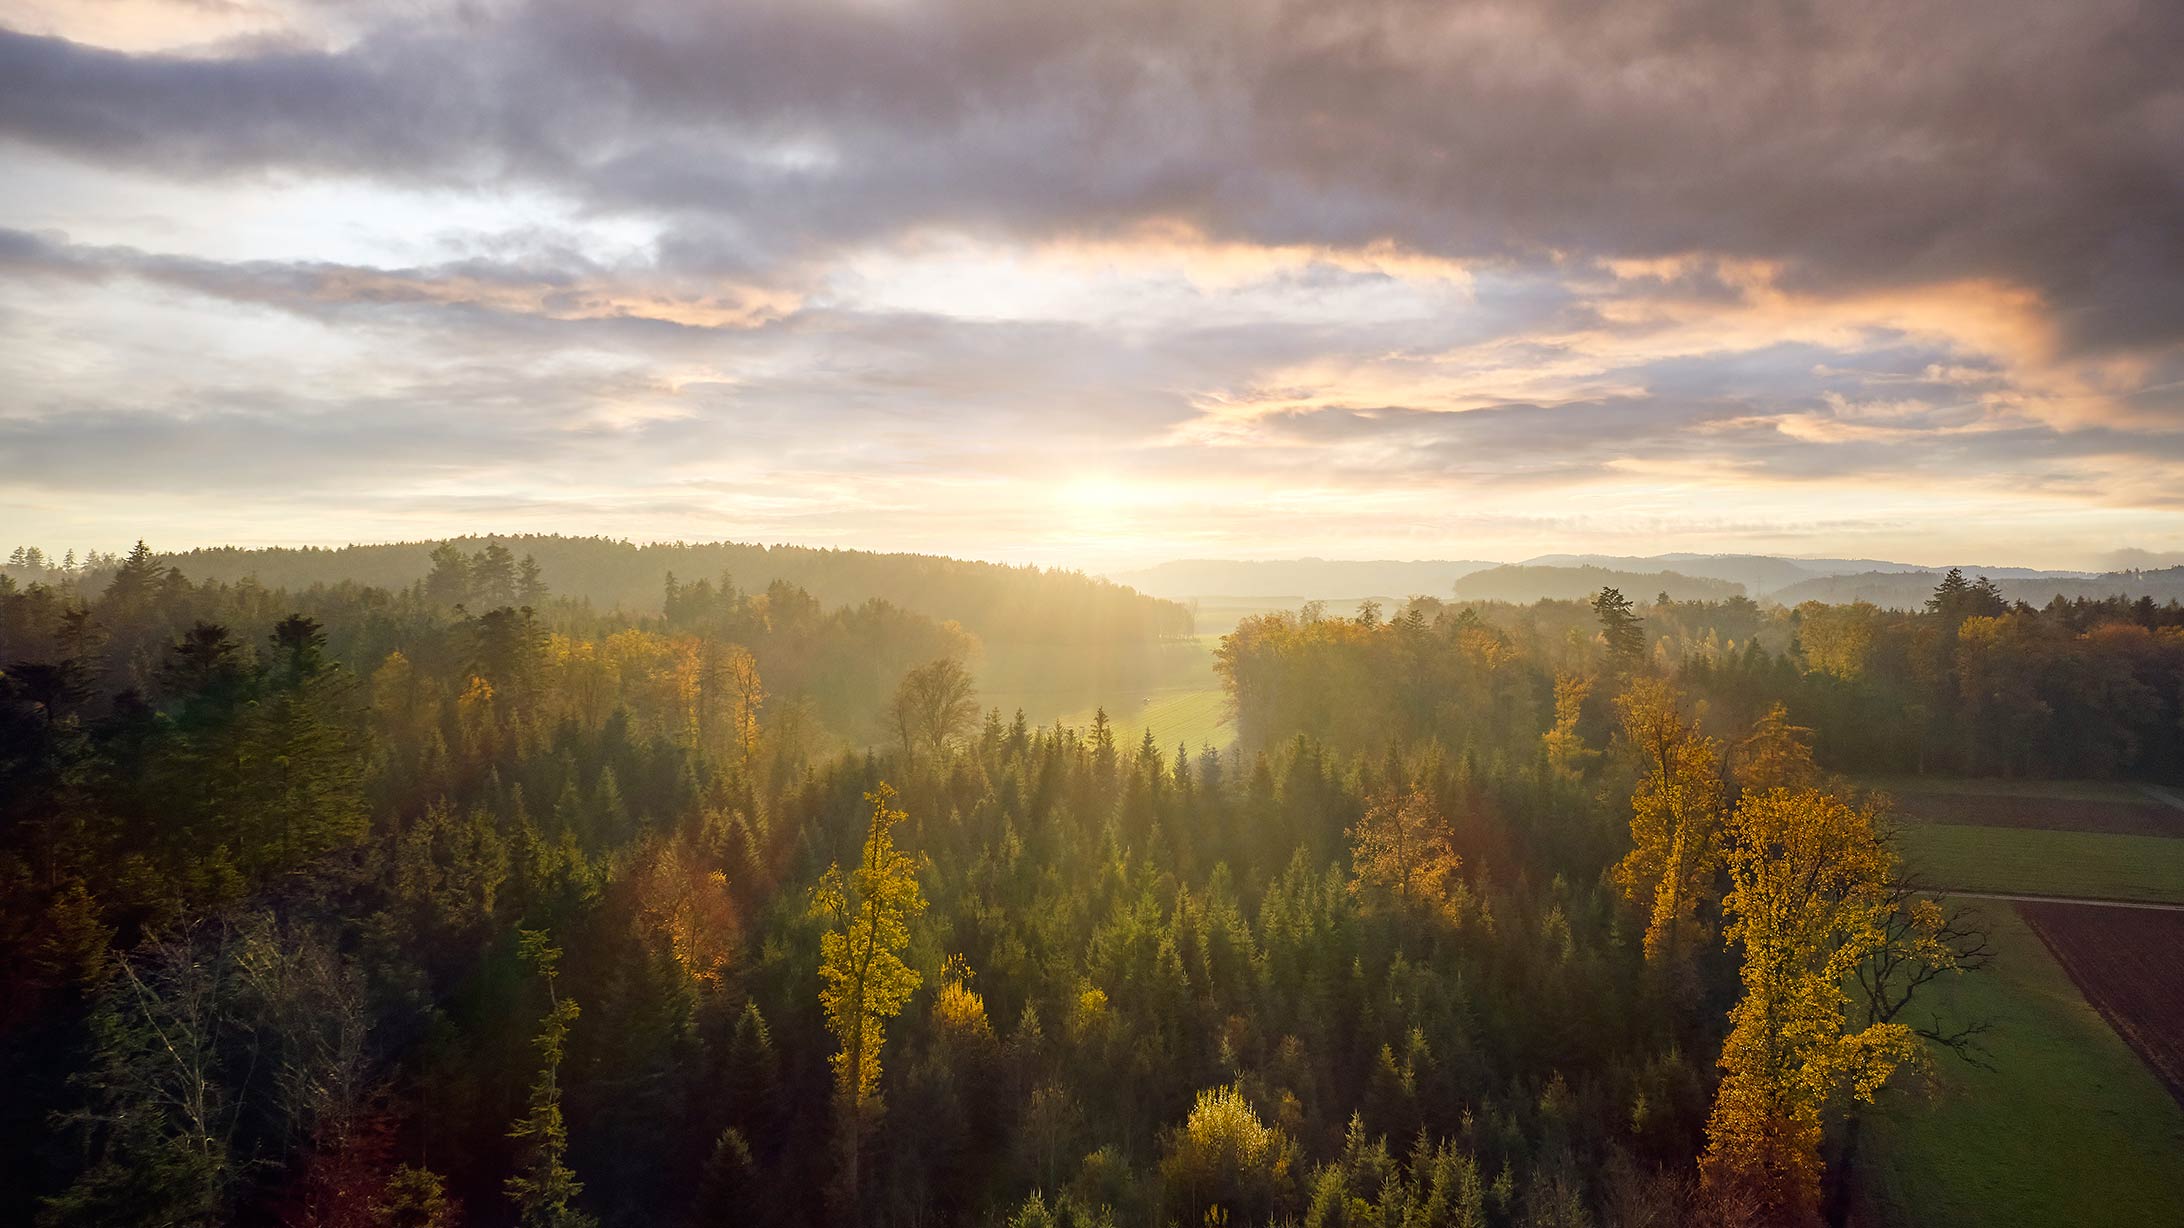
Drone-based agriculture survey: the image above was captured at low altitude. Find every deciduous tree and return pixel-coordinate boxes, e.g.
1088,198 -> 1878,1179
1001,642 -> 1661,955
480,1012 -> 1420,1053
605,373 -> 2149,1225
1612,679 -> 1726,980
1346,787 -> 1462,936
1700,788 -> 1933,1226
813,784 -> 927,1210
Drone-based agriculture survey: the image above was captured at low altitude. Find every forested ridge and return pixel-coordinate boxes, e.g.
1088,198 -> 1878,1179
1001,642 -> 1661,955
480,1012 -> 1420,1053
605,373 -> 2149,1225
1,537 -> 1193,649
3,548 -> 2181,1227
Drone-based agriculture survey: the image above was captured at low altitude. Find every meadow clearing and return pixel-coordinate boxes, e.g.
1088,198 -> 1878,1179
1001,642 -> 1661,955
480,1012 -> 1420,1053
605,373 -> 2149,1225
1852,777 -> 2184,1226
1850,903 -> 2184,1228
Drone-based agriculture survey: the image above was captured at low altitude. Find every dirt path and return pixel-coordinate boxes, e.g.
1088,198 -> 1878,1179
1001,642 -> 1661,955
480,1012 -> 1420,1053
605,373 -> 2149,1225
1945,889 -> 2184,913
2140,783 -> 2184,813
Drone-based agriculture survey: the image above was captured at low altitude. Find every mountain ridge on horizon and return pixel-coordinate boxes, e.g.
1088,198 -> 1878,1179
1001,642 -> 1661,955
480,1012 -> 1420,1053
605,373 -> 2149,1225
1109,552 -> 2184,612
1111,551 -> 2108,598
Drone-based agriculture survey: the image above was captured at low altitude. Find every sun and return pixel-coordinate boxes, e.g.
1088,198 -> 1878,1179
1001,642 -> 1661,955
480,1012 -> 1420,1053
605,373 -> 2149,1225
1053,475 -> 1140,518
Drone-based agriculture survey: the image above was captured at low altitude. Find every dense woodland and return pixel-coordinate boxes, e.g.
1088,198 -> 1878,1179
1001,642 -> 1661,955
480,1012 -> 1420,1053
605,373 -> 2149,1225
1221,574 -> 2184,781
3,544 -> 2178,1227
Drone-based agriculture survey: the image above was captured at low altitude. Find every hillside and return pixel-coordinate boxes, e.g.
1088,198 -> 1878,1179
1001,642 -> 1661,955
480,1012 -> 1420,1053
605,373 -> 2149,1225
147,536 -> 1193,646
1452,563 -> 1746,603
1519,552 -> 2097,597
1773,567 -> 2184,610
1519,552 -> 1816,595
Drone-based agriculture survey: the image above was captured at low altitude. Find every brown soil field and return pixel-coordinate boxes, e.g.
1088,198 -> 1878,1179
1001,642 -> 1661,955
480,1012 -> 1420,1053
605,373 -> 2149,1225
1888,792 -> 2184,837
2018,901 -> 2184,1106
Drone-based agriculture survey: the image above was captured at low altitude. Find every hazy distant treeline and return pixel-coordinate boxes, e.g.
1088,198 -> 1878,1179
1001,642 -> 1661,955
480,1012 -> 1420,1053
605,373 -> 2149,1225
1448,562 -> 2184,610
1452,564 -> 1746,604
5,536 -> 1193,648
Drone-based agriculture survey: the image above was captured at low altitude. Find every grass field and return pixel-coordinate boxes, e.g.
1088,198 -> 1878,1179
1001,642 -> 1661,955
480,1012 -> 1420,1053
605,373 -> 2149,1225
1864,776 -> 2184,837
982,635 -> 1237,752
1892,825 -> 2184,904
1051,686 -> 1235,754
1851,905 -> 2184,1228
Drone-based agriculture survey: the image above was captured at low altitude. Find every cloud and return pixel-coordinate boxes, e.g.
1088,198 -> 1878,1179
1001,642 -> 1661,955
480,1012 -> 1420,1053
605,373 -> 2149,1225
2,0 -> 2180,355
2,0 -> 2182,566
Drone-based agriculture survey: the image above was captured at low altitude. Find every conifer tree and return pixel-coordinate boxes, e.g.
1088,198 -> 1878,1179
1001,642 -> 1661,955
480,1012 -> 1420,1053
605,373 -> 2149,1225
517,553 -> 549,607
473,542 -> 519,608
506,931 -> 594,1228
424,543 -> 472,608
1592,587 -> 1646,666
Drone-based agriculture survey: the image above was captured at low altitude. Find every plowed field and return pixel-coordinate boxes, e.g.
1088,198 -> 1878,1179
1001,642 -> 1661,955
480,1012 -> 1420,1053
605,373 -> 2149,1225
2018,901 -> 2184,1105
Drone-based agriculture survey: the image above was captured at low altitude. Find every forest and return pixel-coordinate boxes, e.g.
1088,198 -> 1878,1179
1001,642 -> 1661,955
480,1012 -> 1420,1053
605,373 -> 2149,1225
4,544 -> 2182,1228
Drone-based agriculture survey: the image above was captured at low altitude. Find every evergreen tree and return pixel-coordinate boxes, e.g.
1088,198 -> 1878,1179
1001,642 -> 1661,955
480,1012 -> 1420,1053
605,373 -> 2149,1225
424,544 -> 473,608
1592,587 -> 1646,665
506,931 -> 595,1228
474,543 -> 519,608
517,554 -> 550,607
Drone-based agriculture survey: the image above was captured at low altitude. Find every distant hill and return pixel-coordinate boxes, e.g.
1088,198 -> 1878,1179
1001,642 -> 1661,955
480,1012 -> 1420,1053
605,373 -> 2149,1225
1519,553 -> 1815,596
1452,564 -> 1745,603
1109,557 -> 1499,601
1774,567 -> 2184,610
1517,552 -> 2096,597
149,536 -> 1192,646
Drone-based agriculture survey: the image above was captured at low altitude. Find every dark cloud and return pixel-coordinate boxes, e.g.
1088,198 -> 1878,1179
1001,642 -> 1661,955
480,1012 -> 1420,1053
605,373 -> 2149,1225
3,0 -> 2179,354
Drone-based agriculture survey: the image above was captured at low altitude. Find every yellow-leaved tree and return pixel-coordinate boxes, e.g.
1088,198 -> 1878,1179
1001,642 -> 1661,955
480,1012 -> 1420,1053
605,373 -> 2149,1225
812,783 -> 926,1210
1346,786 -> 1462,936
1700,786 -> 1932,1226
1541,671 -> 1599,780
1730,702 -> 1821,795
1157,1084 -> 1298,1224
1612,677 -> 1726,981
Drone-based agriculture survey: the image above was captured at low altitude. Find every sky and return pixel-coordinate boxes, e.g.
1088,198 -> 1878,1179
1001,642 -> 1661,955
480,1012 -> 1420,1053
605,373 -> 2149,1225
2,0 -> 2182,573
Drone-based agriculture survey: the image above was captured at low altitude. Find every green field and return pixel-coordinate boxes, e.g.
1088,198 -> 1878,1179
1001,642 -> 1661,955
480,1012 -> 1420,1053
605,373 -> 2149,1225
1892,824 -> 2184,904
1051,685 -> 1235,755
1852,905 -> 2184,1228
980,635 -> 1237,752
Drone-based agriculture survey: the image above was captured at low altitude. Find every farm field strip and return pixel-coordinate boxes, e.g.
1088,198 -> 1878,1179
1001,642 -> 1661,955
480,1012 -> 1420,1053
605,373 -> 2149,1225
1871,788 -> 2184,837
2017,902 -> 2184,1107
1850,905 -> 2184,1228
1891,824 -> 2184,905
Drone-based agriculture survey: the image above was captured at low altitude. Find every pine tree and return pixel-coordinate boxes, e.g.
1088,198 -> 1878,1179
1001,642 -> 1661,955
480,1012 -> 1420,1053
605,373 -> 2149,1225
473,542 -> 519,608
506,931 -> 595,1228
1090,708 -> 1117,781
248,614 -> 366,876
374,1165 -> 458,1228
517,554 -> 549,607
1592,588 -> 1645,665
102,539 -> 162,614
424,544 -> 473,608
